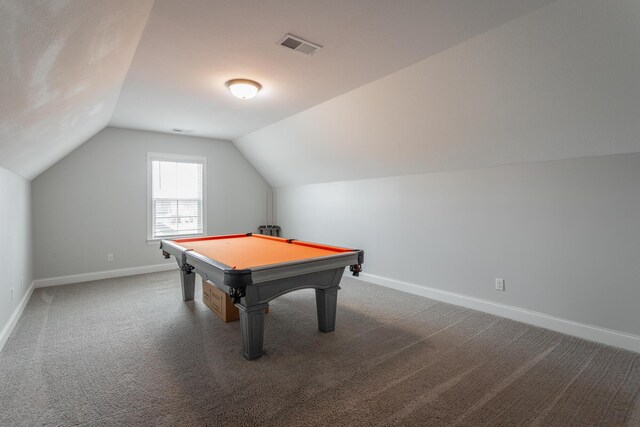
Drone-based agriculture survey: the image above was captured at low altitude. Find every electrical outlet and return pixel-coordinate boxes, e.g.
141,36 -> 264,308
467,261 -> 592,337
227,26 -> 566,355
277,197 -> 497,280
21,276 -> 24,289
11,287 -> 15,301
107,253 -> 114,262
495,278 -> 505,291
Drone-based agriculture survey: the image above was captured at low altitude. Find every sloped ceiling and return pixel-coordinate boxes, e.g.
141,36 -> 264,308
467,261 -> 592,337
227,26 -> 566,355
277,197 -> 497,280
1,0 -> 559,180
236,0 -> 640,187
0,1 -> 154,180
110,0 -> 555,140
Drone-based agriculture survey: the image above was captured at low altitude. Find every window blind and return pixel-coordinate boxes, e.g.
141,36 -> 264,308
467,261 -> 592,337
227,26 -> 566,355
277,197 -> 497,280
150,159 -> 204,239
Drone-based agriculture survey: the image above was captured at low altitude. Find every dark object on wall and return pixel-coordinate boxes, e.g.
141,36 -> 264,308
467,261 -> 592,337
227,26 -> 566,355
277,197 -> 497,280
258,225 -> 281,237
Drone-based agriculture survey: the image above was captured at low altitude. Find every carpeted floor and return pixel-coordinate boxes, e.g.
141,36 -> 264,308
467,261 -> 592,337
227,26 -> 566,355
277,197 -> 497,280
1,271 -> 639,426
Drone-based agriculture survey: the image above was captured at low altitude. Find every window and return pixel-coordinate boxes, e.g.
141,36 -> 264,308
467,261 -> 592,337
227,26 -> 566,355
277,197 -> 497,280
148,153 -> 206,240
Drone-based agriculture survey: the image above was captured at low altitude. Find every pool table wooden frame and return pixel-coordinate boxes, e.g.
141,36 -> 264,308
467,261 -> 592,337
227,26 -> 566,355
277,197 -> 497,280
160,233 -> 364,360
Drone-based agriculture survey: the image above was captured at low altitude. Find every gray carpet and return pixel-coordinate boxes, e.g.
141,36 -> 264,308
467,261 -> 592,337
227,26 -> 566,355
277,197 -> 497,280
1,271 -> 639,426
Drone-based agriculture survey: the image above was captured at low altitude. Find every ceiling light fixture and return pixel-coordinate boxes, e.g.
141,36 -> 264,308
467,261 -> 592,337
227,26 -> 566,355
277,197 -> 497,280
225,79 -> 262,99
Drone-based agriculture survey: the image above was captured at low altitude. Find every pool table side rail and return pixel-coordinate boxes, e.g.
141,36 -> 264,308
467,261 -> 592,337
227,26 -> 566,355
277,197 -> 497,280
160,238 -> 363,288
184,250 -> 252,289
160,238 -> 241,287
160,239 -> 189,267
171,233 -> 358,255
160,239 -> 231,269
243,250 -> 361,283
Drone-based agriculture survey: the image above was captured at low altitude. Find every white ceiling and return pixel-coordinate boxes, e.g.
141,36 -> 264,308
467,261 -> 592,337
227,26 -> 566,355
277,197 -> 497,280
1,0 -> 636,191
236,0 -> 640,187
1,0 -> 557,180
0,1 -> 154,179
110,0 -> 557,140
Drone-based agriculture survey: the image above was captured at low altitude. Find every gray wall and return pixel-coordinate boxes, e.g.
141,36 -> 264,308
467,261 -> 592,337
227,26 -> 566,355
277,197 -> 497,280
0,167 -> 32,334
32,127 -> 271,279
233,0 -> 640,343
277,153 -> 640,337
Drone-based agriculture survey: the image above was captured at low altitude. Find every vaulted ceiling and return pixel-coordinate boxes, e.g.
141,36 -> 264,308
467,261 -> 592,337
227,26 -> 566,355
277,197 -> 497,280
236,0 -> 640,187
1,0 -> 557,180
110,0 -> 557,140
0,1 -> 154,179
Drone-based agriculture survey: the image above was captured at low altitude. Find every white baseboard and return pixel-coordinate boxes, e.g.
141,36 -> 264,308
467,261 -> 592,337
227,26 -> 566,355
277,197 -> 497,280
354,272 -> 640,354
0,280 -> 35,353
33,263 -> 177,288
20,266 -> 640,353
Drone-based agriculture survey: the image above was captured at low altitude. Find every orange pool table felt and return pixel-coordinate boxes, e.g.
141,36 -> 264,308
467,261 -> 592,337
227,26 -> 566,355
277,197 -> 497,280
172,234 -> 353,270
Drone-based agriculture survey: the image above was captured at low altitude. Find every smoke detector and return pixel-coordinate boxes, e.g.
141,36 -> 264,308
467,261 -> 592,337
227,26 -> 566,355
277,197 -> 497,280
278,34 -> 322,56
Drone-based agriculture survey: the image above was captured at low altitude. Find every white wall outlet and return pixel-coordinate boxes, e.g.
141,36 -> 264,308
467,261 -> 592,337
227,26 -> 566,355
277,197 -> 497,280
11,287 -> 15,301
21,276 -> 24,289
495,278 -> 505,291
107,253 -> 114,262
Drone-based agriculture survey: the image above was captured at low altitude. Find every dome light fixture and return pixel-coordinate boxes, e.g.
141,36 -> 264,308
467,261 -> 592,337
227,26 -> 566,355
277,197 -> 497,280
225,79 -> 262,99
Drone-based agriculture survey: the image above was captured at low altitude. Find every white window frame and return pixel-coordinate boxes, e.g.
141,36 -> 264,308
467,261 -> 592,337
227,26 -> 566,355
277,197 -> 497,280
147,152 -> 207,242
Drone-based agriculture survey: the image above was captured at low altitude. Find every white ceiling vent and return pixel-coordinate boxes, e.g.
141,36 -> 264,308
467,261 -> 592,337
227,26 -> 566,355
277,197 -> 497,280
278,34 -> 322,56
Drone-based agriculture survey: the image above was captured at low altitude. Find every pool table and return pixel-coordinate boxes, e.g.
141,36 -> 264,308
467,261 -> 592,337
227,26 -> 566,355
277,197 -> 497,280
160,233 -> 364,360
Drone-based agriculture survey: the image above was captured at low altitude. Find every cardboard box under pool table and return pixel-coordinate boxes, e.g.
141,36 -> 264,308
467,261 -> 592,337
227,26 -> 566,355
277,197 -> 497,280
202,279 -> 268,322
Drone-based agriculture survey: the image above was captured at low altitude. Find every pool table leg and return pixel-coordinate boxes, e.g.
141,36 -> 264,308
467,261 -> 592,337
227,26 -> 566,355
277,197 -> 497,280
316,286 -> 340,333
237,303 -> 269,360
180,265 -> 196,301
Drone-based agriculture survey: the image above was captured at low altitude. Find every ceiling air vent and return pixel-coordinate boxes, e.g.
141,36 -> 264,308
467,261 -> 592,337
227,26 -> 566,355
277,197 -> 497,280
171,128 -> 194,134
278,34 -> 322,56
